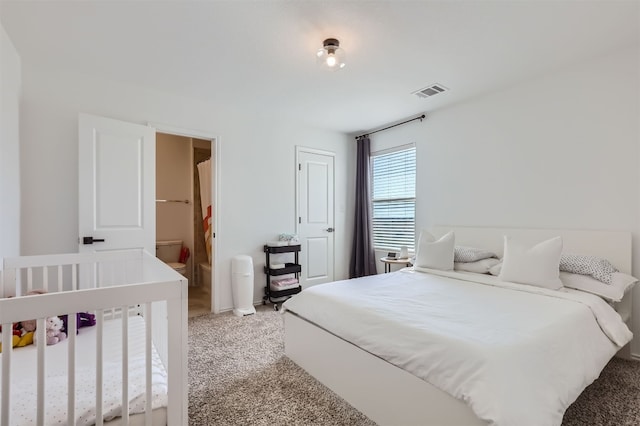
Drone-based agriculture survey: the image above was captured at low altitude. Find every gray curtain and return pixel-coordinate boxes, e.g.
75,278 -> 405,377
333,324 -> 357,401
349,136 -> 377,278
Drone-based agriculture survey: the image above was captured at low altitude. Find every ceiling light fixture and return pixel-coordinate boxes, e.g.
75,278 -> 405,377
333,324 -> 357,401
317,38 -> 346,70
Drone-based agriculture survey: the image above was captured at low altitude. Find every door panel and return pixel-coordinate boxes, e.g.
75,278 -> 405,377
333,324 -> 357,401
95,135 -> 143,227
306,237 -> 329,278
297,148 -> 335,287
307,162 -> 329,223
78,114 -> 156,253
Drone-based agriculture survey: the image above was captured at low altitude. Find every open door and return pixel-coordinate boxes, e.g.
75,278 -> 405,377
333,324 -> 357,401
78,113 -> 156,253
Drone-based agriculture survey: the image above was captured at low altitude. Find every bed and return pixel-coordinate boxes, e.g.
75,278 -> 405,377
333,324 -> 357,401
282,227 -> 634,426
0,249 -> 188,426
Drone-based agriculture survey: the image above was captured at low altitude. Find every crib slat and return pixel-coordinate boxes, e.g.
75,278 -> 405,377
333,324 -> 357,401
122,309 -> 129,425
67,312 -> 77,425
72,263 -> 77,291
2,267 -> 15,298
1,322 -> 12,426
96,310 -> 104,426
57,265 -> 63,292
43,266 -> 48,292
27,267 -> 33,292
36,318 -> 46,425
145,302 -> 153,426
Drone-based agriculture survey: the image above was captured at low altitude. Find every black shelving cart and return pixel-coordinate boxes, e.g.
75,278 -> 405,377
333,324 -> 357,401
263,244 -> 302,310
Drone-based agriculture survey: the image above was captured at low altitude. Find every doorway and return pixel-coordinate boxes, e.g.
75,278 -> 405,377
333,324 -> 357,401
156,131 -> 217,317
296,147 -> 336,288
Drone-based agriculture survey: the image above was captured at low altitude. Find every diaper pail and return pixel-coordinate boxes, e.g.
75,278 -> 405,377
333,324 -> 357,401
231,255 -> 256,317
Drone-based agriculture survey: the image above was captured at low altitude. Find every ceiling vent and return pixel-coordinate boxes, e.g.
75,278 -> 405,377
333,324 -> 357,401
412,83 -> 448,99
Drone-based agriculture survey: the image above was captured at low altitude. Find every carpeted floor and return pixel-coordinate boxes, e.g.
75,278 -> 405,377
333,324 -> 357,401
188,306 -> 640,425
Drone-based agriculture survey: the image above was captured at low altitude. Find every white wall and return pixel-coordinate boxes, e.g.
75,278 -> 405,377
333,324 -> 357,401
0,22 -> 21,258
370,47 -> 640,353
19,67 -> 355,312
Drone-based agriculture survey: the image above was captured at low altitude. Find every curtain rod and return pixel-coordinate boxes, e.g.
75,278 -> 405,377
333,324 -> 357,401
355,114 -> 426,140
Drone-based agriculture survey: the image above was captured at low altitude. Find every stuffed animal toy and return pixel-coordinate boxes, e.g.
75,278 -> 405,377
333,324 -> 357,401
34,316 -> 67,346
16,319 -> 36,347
0,326 -> 20,353
60,312 -> 96,335
45,316 -> 67,345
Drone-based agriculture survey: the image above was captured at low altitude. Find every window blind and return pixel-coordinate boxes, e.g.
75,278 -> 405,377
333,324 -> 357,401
371,146 -> 416,251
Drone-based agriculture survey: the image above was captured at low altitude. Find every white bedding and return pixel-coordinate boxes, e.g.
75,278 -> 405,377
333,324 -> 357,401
0,316 -> 168,425
282,268 -> 632,426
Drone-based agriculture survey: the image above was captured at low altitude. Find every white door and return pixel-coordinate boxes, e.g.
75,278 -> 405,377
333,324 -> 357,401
78,114 -> 156,253
297,147 -> 335,287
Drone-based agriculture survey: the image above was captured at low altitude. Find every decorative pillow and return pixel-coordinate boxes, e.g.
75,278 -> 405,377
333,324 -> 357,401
454,246 -> 497,263
489,262 -> 502,276
560,271 -> 637,302
414,230 -> 455,271
499,236 -> 563,290
559,254 -> 618,284
454,258 -> 501,274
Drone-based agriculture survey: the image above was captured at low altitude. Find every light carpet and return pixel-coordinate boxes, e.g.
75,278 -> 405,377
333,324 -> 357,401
188,306 -> 640,425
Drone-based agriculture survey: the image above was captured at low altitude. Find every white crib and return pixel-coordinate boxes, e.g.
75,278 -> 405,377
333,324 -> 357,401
0,249 -> 188,426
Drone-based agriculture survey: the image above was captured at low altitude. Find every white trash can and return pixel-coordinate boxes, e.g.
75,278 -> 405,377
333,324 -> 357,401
231,255 -> 256,317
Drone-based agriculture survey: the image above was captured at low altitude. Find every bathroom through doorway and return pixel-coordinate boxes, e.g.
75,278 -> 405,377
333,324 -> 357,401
155,130 -> 217,317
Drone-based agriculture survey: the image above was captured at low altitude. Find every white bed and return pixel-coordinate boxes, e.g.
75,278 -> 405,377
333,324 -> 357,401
0,249 -> 188,426
282,227 -> 634,426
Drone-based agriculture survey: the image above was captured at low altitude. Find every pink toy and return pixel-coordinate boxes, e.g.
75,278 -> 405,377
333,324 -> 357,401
34,316 -> 67,346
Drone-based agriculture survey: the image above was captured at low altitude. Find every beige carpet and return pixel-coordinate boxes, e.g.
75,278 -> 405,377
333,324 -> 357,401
188,306 -> 640,425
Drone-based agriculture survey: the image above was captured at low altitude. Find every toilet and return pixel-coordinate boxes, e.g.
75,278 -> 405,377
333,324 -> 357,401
156,240 -> 187,276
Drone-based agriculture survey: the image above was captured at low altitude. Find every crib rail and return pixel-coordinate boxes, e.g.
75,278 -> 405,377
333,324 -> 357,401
1,249 -> 150,298
0,250 -> 188,426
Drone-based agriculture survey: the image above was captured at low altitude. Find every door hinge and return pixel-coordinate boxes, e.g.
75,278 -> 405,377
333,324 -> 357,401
213,232 -> 216,238
299,217 -> 301,224
298,163 -> 301,171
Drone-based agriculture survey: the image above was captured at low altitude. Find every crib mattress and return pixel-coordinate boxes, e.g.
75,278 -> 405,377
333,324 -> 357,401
0,315 -> 168,425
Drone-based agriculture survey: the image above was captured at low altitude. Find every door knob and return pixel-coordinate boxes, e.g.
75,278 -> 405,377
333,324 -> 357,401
325,228 -> 334,233
82,236 -> 105,245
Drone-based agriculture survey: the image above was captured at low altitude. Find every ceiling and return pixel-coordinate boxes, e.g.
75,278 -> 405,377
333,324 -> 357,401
1,1 -> 638,134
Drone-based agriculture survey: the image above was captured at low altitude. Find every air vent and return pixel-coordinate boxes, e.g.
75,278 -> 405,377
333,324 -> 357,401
412,83 -> 448,99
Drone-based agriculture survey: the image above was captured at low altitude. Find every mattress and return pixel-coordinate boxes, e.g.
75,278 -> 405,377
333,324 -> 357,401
283,268 -> 632,426
0,315 -> 168,425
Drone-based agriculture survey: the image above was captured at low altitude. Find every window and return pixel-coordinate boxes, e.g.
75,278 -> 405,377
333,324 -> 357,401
371,145 -> 416,251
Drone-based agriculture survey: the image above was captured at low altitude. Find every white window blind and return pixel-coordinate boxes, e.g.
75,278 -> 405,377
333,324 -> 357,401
371,146 -> 416,251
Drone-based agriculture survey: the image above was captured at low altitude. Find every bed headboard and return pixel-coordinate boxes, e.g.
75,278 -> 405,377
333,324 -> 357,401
430,226 -> 632,274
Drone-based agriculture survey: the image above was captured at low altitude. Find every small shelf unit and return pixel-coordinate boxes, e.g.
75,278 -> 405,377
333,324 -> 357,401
263,244 -> 302,310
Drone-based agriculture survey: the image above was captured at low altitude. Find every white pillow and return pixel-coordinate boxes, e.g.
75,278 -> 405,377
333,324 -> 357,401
560,271 -> 637,302
559,254 -> 618,284
414,230 -> 455,271
454,258 -> 501,274
454,246 -> 497,263
489,262 -> 502,276
499,236 -> 563,290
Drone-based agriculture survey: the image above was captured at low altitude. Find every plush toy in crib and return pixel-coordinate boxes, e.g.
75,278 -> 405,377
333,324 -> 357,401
34,316 -> 67,346
0,318 -> 37,352
16,319 -> 36,347
0,324 -> 21,352
60,312 -> 96,335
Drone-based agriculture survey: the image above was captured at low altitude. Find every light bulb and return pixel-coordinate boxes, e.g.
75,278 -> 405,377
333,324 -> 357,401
317,38 -> 346,71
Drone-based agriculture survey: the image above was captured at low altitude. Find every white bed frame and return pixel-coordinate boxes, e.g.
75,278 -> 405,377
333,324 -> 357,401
284,227 -> 633,426
0,249 -> 188,426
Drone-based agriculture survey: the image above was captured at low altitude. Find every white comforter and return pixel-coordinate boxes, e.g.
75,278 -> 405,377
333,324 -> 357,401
282,268 -> 632,426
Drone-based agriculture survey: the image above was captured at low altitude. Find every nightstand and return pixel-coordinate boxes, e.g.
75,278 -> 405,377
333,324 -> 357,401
380,257 -> 413,273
